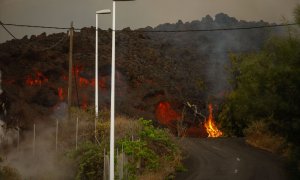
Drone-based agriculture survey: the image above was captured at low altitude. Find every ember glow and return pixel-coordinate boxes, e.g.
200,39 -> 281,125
99,77 -> 107,90
79,77 -> 89,87
73,65 -> 83,77
155,102 -> 180,125
204,104 -> 223,138
81,95 -> 88,110
20,66 -> 112,112
25,71 -> 48,86
58,87 -> 64,101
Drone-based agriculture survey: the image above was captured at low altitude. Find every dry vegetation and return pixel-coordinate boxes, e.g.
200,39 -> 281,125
66,108 -> 183,180
244,120 -> 286,154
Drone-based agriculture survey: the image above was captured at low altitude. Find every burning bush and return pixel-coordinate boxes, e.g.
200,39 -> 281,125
204,104 -> 223,138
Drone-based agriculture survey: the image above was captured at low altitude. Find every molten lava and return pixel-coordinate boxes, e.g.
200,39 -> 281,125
58,87 -> 64,101
81,95 -> 88,110
90,77 -> 107,90
204,104 -> 223,138
73,65 -> 83,77
99,77 -> 107,89
155,102 -> 180,125
25,71 -> 48,86
79,77 -> 89,87
22,67 -> 110,111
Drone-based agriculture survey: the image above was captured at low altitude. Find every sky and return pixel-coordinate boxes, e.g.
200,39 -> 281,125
0,0 -> 299,43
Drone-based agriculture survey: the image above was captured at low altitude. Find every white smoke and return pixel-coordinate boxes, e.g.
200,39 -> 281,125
0,120 -> 5,142
0,120 -> 18,146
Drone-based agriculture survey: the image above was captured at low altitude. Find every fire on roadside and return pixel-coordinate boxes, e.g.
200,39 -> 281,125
204,103 -> 223,138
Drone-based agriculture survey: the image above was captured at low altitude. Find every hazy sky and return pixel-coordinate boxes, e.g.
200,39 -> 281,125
0,0 -> 299,42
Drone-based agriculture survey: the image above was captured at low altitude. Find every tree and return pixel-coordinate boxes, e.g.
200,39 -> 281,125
220,34 -> 300,139
294,4 -> 300,25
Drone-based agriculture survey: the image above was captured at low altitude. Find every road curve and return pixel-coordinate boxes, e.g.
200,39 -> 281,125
175,138 -> 288,180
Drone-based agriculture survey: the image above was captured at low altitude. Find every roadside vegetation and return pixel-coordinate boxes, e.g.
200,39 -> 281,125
0,156 -> 21,180
68,108 -> 182,180
1,107 -> 182,179
218,5 -> 300,179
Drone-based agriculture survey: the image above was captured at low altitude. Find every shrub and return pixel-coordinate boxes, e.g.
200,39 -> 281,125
0,165 -> 21,180
244,120 -> 286,153
118,118 -> 181,179
68,116 -> 182,180
68,141 -> 105,180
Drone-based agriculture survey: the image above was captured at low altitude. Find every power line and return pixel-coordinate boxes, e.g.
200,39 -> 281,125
39,34 -> 67,51
129,23 -> 299,33
1,21 -> 298,33
1,22 -> 81,31
0,21 -> 17,39
0,22 -> 67,51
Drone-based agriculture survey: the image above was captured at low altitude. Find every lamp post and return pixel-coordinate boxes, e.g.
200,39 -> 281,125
95,9 -> 111,145
95,9 -> 111,119
110,1 -> 135,179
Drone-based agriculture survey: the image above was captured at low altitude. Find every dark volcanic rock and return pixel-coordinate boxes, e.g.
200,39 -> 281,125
31,87 -> 58,107
0,13 -> 275,132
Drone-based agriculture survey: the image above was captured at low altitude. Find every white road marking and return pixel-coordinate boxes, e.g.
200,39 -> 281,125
211,145 -> 222,151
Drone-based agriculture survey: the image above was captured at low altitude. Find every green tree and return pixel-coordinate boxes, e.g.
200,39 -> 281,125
219,35 -> 300,141
294,4 -> 300,25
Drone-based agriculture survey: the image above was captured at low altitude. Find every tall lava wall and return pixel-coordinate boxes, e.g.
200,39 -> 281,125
0,13 -> 274,130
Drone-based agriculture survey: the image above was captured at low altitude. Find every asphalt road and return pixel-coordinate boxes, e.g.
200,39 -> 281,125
175,138 -> 288,180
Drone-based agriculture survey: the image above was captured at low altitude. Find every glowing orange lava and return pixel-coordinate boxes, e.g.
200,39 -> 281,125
99,77 -> 107,89
204,104 -> 223,138
58,87 -> 64,101
155,102 -> 180,125
79,77 -> 89,87
62,75 -> 68,81
73,65 -> 83,77
81,95 -> 88,110
25,71 -> 48,86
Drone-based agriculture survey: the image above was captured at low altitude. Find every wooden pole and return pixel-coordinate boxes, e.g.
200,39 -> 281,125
17,126 -> 20,151
76,117 -> 78,150
68,21 -> 74,120
33,124 -> 36,156
95,116 -> 97,143
103,148 -> 108,180
56,120 -> 58,152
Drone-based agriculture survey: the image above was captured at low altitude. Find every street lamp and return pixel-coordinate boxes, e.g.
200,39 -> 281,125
95,9 -> 111,143
110,0 -> 135,179
96,9 -> 111,118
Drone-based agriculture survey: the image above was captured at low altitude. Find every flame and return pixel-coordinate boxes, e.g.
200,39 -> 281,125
25,71 -> 48,86
204,104 -> 222,138
155,102 -> 180,125
58,87 -> 64,101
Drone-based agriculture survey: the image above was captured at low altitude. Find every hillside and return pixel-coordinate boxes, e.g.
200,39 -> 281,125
0,13 -> 273,134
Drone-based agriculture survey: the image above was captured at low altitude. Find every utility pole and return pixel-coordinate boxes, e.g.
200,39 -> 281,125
68,21 -> 74,120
